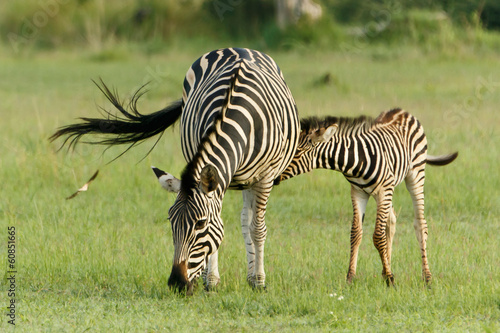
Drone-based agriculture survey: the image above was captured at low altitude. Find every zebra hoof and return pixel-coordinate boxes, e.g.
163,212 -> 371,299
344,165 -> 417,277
422,272 -> 432,283
204,285 -> 219,292
252,284 -> 267,292
384,274 -> 395,287
247,275 -> 266,291
204,282 -> 220,292
422,273 -> 432,288
203,275 -> 220,292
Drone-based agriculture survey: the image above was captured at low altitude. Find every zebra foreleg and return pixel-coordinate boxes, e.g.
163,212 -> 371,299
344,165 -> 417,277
347,186 -> 369,284
373,189 -> 395,286
203,250 -> 221,290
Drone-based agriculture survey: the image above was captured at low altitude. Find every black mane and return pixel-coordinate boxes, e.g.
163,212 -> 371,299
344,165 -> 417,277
179,67 -> 239,194
300,114 -> 374,134
179,112 -> 225,194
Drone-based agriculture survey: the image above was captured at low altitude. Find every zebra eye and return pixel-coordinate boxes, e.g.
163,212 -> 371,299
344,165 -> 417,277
195,218 -> 207,230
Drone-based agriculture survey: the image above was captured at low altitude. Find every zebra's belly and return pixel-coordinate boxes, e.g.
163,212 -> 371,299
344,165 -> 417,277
229,151 -> 293,189
228,167 -> 278,190
346,170 -> 407,195
346,176 -> 381,195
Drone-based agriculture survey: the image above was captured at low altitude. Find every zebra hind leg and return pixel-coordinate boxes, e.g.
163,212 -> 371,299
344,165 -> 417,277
386,206 -> 397,266
346,186 -> 369,284
373,189 -> 395,287
241,190 -> 257,287
405,170 -> 432,285
246,182 -> 272,290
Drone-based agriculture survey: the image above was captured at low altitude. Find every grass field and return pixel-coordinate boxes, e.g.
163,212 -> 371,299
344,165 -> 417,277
1,45 -> 499,331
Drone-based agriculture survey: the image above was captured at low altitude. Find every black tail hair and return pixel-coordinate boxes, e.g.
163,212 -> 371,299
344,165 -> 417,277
426,152 -> 458,166
50,79 -> 182,154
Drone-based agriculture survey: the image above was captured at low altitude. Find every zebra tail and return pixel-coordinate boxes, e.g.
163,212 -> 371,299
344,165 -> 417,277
49,78 -> 182,151
426,152 -> 458,166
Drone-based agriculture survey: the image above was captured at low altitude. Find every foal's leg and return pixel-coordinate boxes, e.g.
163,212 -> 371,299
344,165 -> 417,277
373,187 -> 395,286
405,169 -> 432,284
346,185 -> 369,283
386,206 -> 397,265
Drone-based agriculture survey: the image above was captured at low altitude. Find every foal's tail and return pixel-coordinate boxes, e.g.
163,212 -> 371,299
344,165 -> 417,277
50,79 -> 182,152
426,152 -> 458,166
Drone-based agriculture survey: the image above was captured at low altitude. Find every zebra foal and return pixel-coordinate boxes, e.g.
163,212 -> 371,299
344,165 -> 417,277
276,108 -> 458,286
51,48 -> 300,294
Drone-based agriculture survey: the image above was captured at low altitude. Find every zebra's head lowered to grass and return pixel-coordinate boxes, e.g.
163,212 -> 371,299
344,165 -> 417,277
51,48 -> 300,294
152,164 -> 224,294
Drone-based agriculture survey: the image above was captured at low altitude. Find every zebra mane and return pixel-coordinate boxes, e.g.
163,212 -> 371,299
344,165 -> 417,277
300,108 -> 405,138
179,69 -> 238,194
179,114 -> 224,195
300,114 -> 374,135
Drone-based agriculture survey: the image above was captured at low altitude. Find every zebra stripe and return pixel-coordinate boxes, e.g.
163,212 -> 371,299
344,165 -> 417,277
168,48 -> 298,291
278,108 -> 457,286
50,48 -> 299,293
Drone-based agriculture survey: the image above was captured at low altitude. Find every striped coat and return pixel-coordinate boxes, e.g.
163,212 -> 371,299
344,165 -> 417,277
51,48 -> 300,293
277,108 -> 457,285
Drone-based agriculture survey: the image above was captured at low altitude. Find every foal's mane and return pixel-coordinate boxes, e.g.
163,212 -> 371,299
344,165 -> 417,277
300,108 -> 404,135
300,114 -> 374,134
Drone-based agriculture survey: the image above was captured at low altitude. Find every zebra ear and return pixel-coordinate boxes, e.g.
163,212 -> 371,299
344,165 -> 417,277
151,166 -> 181,193
200,164 -> 219,195
311,124 -> 337,144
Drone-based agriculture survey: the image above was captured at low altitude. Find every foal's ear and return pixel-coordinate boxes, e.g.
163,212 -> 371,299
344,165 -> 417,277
151,166 -> 181,193
200,164 -> 219,195
310,124 -> 337,144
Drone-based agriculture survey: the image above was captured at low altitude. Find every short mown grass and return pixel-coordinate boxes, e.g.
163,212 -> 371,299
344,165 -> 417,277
1,46 -> 499,331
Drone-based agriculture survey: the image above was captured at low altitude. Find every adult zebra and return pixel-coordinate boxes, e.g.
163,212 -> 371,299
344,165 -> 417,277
51,48 -> 300,293
275,108 -> 458,286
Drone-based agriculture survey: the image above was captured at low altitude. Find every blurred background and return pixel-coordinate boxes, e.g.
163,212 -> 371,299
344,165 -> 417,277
2,0 -> 500,56
1,3 -> 499,331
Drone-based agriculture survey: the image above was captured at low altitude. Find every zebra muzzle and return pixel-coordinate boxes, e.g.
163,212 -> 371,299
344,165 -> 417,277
168,260 -> 193,294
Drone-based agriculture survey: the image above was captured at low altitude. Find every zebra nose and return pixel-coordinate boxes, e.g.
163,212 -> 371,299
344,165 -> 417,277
168,261 -> 191,293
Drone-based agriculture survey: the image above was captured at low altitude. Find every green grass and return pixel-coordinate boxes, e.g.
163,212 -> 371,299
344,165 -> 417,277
1,46 -> 499,331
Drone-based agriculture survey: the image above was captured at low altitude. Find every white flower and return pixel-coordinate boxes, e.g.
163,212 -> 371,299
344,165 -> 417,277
337,296 -> 344,301
329,293 -> 337,297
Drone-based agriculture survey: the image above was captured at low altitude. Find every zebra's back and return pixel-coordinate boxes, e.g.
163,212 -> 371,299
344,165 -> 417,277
181,48 -> 299,188
370,108 -> 427,188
